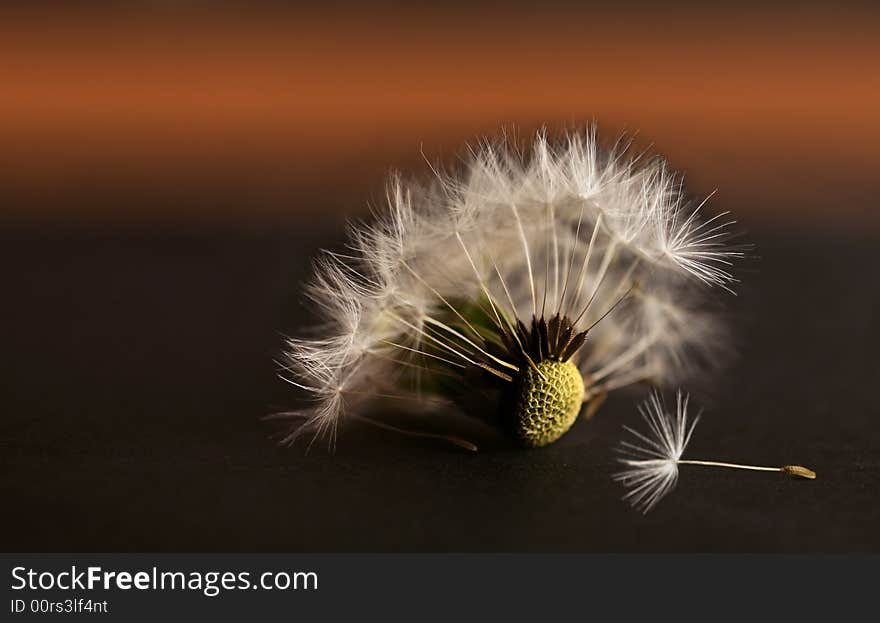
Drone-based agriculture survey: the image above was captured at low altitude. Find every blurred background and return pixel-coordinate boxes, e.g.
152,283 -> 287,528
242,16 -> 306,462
1,1 -> 878,231
2,2 -> 879,551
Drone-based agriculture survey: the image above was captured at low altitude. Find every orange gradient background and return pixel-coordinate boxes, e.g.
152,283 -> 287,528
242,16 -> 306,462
1,3 -> 879,231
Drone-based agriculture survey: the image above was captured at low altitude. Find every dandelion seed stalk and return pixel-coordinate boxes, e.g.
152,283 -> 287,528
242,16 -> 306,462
355,415 -> 479,453
677,459 -> 816,479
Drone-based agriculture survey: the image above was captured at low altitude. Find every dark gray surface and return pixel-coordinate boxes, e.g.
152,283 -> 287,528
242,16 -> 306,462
1,228 -> 878,551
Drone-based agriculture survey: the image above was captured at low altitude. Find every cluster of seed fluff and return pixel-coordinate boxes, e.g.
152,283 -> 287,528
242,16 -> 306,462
278,129 -> 739,447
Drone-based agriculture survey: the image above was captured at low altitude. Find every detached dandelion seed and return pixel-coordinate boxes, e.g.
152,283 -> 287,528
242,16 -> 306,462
278,128 -> 743,449
614,390 -> 816,513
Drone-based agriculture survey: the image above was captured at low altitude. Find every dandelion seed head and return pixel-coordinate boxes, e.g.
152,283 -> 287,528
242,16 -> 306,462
279,128 -> 740,446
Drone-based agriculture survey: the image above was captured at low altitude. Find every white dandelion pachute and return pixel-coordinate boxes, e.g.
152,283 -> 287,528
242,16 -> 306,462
615,390 -> 816,513
277,129 -> 742,449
